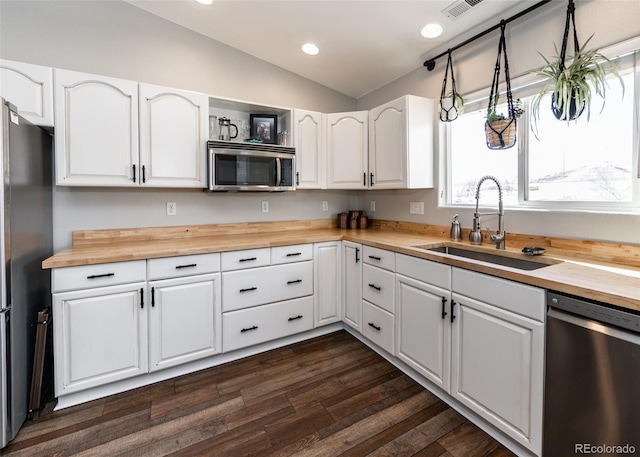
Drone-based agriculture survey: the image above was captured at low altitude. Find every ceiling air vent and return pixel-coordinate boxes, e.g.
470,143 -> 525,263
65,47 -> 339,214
442,0 -> 485,20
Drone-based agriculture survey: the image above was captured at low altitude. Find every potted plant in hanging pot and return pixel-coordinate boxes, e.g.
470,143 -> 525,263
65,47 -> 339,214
483,22 -> 522,150
439,50 -> 465,122
530,0 -> 623,130
485,94 -> 523,149
440,91 -> 465,121
530,35 -> 623,125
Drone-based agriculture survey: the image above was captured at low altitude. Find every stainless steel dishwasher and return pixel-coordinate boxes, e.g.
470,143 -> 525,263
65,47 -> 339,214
544,291 -> 640,457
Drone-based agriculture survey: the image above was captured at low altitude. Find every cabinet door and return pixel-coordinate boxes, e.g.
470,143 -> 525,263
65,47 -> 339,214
294,109 -> 326,189
396,274 -> 451,390
369,97 -> 406,189
53,282 -> 148,395
149,273 -> 221,371
54,69 -> 139,186
0,59 -> 53,126
139,83 -> 208,188
314,242 -> 342,326
342,241 -> 362,331
450,293 -> 544,454
327,111 -> 368,189
368,95 -> 434,190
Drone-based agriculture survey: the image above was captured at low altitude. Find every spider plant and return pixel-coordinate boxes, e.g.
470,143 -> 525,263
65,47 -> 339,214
530,35 -> 624,128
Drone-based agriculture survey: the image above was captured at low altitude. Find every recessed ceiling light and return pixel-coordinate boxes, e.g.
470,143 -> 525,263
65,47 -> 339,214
301,43 -> 320,56
420,23 -> 443,39
195,0 -> 213,5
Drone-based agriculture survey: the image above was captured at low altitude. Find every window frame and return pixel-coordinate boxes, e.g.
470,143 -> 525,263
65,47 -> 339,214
440,37 -> 640,214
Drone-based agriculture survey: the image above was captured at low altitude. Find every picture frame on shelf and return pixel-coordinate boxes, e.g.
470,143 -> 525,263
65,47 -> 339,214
250,114 -> 277,144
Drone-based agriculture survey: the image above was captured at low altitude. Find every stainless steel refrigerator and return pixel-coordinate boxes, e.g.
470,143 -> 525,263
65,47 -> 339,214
0,98 -> 53,448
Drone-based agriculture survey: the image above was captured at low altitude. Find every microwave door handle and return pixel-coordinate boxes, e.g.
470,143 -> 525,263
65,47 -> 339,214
276,157 -> 282,187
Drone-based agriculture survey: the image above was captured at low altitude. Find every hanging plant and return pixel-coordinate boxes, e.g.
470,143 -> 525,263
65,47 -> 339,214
439,50 -> 464,122
530,0 -> 623,130
484,21 -> 521,150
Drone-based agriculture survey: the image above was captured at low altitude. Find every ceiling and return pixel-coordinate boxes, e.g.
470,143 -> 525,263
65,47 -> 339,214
125,0 -> 541,99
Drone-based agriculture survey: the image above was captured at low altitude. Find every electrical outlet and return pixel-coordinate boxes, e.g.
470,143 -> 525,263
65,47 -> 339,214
166,202 -> 177,216
261,201 -> 269,213
370,201 -> 376,212
322,201 -> 328,211
409,201 -> 424,215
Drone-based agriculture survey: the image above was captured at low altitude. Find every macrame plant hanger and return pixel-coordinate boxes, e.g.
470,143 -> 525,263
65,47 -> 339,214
485,21 -> 517,150
439,50 -> 461,122
553,0 -> 585,120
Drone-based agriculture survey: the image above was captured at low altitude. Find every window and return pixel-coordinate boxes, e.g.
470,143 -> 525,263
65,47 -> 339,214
444,49 -> 639,211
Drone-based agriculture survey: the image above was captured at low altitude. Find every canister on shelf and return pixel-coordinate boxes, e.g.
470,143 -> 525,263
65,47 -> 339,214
359,214 -> 368,229
338,212 -> 348,229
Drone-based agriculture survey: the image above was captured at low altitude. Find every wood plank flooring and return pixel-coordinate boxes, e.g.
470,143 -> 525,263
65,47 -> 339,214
3,330 -> 516,456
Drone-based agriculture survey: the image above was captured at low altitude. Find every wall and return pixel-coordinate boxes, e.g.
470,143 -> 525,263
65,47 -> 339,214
0,0 -> 359,250
357,0 -> 640,245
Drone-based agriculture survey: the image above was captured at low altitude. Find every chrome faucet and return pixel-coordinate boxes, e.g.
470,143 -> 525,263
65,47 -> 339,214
469,175 -> 505,249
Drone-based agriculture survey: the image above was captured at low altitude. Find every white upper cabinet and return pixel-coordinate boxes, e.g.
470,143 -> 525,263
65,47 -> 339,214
54,68 -> 139,186
54,69 -> 209,188
0,59 -> 54,126
293,109 -> 326,189
368,95 -> 434,189
139,83 -> 208,188
327,111 -> 368,189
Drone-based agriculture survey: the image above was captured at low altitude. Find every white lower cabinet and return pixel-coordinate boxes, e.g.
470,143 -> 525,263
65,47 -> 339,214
395,274 -> 451,390
148,273 -> 221,372
223,296 -> 314,352
361,300 -> 394,354
314,242 -> 342,326
342,241 -> 362,331
451,268 -> 544,455
53,281 -> 148,396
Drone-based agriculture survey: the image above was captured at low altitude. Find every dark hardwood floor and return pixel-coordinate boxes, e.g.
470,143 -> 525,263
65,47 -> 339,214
4,330 -> 516,456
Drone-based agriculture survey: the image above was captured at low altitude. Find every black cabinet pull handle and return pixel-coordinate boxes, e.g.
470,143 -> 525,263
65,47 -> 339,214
287,279 -> 302,285
151,287 -> 155,307
355,247 -> 360,263
368,283 -> 381,291
368,255 -> 381,261
140,288 -> 144,309
286,252 -> 302,257
175,263 -> 197,269
288,315 -> 303,322
368,322 -> 381,331
441,296 -> 448,319
86,273 -> 115,279
241,325 -> 258,333
363,172 -> 366,186
370,172 -> 374,186
296,171 -> 300,186
240,287 -> 257,293
142,165 -> 146,183
132,164 -> 136,183
239,257 -> 257,262
450,300 -> 457,323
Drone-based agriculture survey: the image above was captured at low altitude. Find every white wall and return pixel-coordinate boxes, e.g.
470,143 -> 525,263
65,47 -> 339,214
0,0 -> 360,250
356,0 -> 640,245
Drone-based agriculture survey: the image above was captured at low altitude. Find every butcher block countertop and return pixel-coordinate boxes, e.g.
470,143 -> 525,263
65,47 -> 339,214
42,219 -> 640,312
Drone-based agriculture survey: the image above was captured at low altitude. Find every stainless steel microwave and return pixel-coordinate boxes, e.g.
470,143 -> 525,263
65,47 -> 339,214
207,140 -> 295,191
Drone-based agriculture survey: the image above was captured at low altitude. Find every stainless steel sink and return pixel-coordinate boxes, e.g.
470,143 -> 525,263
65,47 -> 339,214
416,245 -> 558,271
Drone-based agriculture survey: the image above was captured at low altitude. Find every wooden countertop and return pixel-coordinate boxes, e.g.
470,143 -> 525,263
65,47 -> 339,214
42,220 -> 640,313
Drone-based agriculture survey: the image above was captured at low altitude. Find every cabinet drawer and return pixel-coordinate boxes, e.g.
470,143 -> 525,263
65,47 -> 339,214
147,253 -> 220,280
221,248 -> 270,271
363,264 -> 395,313
362,300 -> 394,354
222,261 -> 313,312
452,267 -> 545,322
396,254 -> 451,290
52,260 -> 146,293
223,296 -> 314,352
271,244 -> 313,264
363,246 -> 395,271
